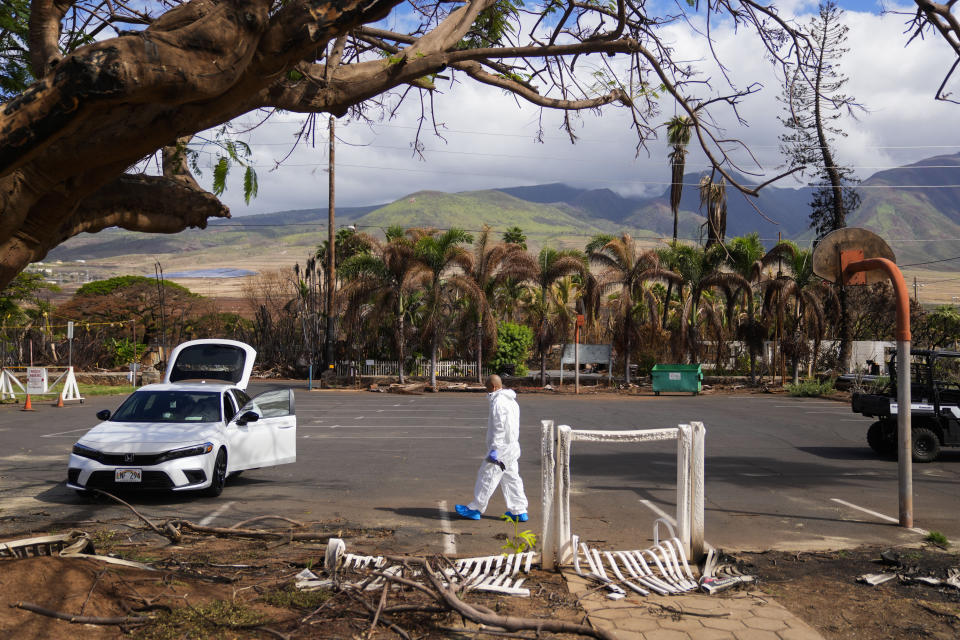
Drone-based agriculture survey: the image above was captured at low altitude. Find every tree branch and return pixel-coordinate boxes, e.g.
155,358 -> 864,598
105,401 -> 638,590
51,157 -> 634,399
27,0 -> 76,79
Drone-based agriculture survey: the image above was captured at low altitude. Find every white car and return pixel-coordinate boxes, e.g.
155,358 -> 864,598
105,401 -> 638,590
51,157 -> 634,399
66,339 -> 296,497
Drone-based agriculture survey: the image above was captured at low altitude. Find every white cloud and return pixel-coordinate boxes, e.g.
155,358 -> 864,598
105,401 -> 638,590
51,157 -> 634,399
213,3 -> 960,214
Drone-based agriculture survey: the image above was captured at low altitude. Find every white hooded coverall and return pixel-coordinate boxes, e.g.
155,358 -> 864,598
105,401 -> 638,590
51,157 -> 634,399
467,388 -> 528,514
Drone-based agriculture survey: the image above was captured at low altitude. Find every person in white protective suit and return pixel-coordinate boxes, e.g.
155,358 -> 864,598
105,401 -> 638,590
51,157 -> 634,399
455,375 -> 529,521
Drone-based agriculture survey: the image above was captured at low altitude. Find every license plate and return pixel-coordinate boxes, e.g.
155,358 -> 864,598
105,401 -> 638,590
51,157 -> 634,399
115,468 -> 142,483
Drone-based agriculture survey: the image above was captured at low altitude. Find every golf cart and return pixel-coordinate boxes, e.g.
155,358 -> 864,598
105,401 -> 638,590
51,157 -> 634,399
851,349 -> 960,462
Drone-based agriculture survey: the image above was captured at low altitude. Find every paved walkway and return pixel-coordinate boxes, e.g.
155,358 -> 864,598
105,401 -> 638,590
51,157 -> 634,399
564,572 -> 825,640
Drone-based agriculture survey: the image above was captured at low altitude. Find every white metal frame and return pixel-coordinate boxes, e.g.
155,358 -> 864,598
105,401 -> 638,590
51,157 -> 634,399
540,420 -> 705,569
0,366 -> 82,402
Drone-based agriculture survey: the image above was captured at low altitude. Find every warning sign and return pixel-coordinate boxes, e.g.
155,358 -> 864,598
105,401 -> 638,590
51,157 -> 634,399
27,367 -> 48,393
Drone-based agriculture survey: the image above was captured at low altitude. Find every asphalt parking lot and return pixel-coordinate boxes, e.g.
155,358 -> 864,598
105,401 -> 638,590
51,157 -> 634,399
2,387 -> 959,556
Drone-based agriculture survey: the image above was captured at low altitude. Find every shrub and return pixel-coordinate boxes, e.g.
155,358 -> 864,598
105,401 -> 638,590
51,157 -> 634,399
787,379 -> 835,397
490,322 -> 534,375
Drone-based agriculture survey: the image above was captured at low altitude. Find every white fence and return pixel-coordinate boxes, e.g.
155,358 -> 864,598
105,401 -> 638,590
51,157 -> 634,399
333,359 -> 490,379
540,420 -> 705,570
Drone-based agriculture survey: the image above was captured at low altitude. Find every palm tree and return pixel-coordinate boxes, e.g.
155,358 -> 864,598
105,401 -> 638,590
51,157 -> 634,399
414,228 -> 481,390
699,175 -> 727,248
666,116 -> 693,242
671,244 -> 750,364
530,247 -> 585,386
759,242 -> 834,383
725,233 -> 766,383
339,226 -> 428,383
660,116 -> 694,331
466,226 -> 537,382
588,233 -> 672,384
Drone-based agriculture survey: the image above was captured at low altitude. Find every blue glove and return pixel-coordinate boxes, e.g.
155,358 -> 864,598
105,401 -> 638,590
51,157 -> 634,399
486,450 -> 505,470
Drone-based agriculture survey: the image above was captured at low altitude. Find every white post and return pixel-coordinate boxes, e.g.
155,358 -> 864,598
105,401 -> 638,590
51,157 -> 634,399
556,425 -> 573,565
690,421 -> 706,560
540,420 -> 556,570
676,424 -> 692,556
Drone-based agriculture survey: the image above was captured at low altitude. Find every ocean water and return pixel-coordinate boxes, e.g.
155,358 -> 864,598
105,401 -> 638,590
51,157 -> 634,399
164,268 -> 257,278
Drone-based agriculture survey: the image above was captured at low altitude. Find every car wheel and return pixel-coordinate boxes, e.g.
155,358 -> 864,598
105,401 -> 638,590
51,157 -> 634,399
866,421 -> 895,456
204,449 -> 228,497
911,427 -> 941,463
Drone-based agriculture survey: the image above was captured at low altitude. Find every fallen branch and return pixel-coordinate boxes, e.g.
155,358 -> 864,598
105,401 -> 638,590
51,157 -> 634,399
172,520 -> 336,541
90,489 -> 180,543
437,627 -> 540,639
647,602 -> 730,619
11,601 -> 151,625
343,588 -> 411,640
420,561 -> 618,640
230,515 -> 305,529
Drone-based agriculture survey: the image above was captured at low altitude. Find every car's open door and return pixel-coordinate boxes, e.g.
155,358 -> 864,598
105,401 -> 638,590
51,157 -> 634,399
227,389 -> 297,470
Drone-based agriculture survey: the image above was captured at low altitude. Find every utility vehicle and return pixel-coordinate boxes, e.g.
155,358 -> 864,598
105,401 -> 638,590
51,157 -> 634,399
851,349 -> 960,462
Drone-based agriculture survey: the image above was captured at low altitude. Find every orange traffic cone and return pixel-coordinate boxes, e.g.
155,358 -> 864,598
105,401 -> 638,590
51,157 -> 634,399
55,393 -> 64,408
21,394 -> 33,411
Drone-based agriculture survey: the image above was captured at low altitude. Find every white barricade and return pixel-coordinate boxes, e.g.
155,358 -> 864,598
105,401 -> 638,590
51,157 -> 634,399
0,367 -> 83,403
540,419 -> 705,570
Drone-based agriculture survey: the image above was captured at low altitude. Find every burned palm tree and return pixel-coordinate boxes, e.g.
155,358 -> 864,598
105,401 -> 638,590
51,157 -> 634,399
465,226 -> 537,383
530,248 -> 585,386
339,227 -> 429,384
414,228 -> 480,390
699,175 -> 728,249
588,233 -> 676,384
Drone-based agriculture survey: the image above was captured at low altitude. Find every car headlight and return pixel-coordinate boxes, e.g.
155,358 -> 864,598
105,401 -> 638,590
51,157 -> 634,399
72,443 -> 102,462
155,442 -> 215,464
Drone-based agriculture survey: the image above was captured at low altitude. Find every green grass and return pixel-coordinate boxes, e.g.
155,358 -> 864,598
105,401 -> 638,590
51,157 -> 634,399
133,600 -> 266,640
787,379 -> 835,397
925,531 -> 950,547
80,383 -> 136,396
0,383 -> 134,404
261,585 -> 333,609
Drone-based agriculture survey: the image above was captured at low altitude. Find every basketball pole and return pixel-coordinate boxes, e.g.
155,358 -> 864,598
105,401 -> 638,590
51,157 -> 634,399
841,257 -> 912,528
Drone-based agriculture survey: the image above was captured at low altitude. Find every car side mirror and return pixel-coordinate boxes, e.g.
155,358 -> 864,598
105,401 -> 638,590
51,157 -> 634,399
234,411 -> 260,426
96,410 -> 111,421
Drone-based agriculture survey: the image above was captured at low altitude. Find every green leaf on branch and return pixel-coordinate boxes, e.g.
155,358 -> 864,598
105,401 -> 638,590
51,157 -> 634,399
212,157 -> 229,196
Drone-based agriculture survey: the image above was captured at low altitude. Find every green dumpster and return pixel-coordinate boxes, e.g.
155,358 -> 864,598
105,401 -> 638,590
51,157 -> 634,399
651,364 -> 702,395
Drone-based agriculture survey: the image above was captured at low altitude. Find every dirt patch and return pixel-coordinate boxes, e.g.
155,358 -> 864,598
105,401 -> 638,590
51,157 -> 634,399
739,546 -> 960,640
4,522 -> 959,639
0,524 -> 588,639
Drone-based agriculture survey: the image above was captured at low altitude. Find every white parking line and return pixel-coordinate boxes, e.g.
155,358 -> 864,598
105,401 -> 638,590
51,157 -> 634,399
438,500 -> 457,555
831,498 -> 927,535
638,499 -> 676,525
199,501 -> 235,526
40,427 -> 90,438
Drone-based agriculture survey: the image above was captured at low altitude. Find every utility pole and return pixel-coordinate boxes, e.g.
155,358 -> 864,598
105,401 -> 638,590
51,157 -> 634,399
323,116 -> 336,374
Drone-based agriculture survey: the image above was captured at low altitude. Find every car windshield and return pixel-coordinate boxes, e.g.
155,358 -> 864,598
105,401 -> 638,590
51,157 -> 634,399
111,391 -> 222,423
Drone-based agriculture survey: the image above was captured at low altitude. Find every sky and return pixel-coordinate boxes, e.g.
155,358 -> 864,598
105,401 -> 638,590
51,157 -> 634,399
205,0 -> 960,215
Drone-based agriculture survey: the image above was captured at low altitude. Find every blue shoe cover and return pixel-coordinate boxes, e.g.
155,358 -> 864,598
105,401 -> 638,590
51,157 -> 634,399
504,511 -> 528,522
455,504 -> 481,520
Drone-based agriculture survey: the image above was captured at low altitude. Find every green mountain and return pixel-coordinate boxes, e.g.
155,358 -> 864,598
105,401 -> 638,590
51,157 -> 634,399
351,189 -> 617,247
45,153 -> 960,272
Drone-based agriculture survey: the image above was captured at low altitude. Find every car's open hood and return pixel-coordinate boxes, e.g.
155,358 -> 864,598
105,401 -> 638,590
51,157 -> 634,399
163,339 -> 256,390
77,421 -> 220,452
